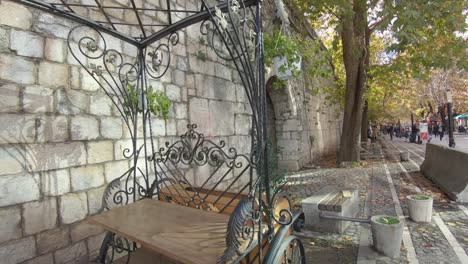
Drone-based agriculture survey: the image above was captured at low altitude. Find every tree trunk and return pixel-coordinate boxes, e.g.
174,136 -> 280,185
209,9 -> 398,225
338,0 -> 369,163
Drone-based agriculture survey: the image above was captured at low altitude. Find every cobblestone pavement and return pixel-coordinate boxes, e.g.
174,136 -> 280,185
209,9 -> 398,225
288,137 -> 468,264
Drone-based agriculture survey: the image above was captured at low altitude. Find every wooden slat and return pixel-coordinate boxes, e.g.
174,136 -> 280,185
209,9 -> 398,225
88,199 -> 229,264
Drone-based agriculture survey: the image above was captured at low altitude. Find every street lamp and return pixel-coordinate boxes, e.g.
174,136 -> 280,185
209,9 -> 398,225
446,89 -> 456,147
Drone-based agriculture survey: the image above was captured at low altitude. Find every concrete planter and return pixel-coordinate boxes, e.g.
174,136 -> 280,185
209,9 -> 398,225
371,215 -> 403,258
407,195 -> 433,223
400,152 -> 409,161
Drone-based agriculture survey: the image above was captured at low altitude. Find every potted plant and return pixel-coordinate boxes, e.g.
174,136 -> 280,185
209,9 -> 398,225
264,30 -> 301,80
370,215 -> 403,258
407,194 -> 433,223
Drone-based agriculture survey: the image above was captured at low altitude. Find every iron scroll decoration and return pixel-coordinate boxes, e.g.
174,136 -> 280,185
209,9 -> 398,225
13,0 -> 304,263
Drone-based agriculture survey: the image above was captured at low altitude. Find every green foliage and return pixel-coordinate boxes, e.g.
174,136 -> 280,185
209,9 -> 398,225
376,216 -> 400,225
196,50 -> 208,61
410,195 -> 430,200
264,29 -> 301,77
124,83 -> 171,120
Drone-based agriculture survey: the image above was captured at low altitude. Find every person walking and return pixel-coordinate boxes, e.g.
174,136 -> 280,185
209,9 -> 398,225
439,124 -> 444,141
388,124 -> 394,140
434,123 -> 439,137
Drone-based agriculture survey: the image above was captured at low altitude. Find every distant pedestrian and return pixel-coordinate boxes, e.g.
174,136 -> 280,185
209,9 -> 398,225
434,124 -> 439,137
388,124 -> 394,140
439,124 -> 444,141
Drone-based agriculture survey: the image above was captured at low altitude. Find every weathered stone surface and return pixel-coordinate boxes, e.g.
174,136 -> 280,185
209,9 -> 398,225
0,84 -> 20,112
166,119 -> 177,136
10,29 -> 44,58
23,253 -> 54,264
71,116 -> 100,140
87,233 -> 106,257
54,241 -> 88,264
209,101 -> 235,136
42,169 -> 70,196
113,139 -> 133,160
0,236 -> 36,264
0,54 -> 36,84
36,227 -> 70,255
172,69 -> 186,87
87,186 -> 105,214
71,165 -> 105,191
23,86 -> 54,113
81,68 -> 100,91
176,119 -> 189,135
104,160 -> 130,182
150,118 -> 166,136
45,38 -> 65,62
235,114 -> 251,135
90,94 -> 112,116
0,28 -> 8,52
36,115 -> 69,142
0,145 -> 24,176
214,63 -> 232,80
71,221 -> 104,242
101,117 -> 123,139
0,174 -> 40,207
166,84 -> 182,102
56,89 -> 89,114
27,142 -> 86,171
0,114 -> 36,144
177,56 -> 188,71
0,206 -> 22,244
34,13 -> 71,39
189,55 -> 215,76
23,198 -> 58,235
189,97 -> 209,134
174,103 -> 187,119
39,61 -> 69,87
88,141 -> 114,164
195,74 -> 237,102
0,1 -> 33,29
70,66 -> 81,89
59,192 -> 88,224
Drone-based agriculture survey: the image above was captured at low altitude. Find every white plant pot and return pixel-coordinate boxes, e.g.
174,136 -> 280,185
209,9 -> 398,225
272,56 -> 302,80
407,195 -> 433,223
371,215 -> 403,258
400,152 -> 409,161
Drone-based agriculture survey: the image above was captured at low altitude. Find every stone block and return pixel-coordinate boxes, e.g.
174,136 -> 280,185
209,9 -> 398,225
87,186 -> 105,214
87,233 -> 106,257
302,188 -> 359,234
176,56 -> 188,71
0,236 -> 36,264
56,89 -> 89,114
39,61 -> 69,87
421,143 -> 468,202
209,101 -> 235,136
42,169 -> 70,196
104,160 -> 130,182
195,74 -> 237,102
0,84 -> 20,112
0,114 -> 36,144
176,119 -> 189,135
235,114 -> 251,135
36,227 -> 70,255
23,198 -> 58,235
81,68 -> 101,91
34,13 -> 70,39
10,29 -> 44,58
188,54 -> 215,76
0,27 -> 8,52
59,192 -> 88,224
101,117 -> 123,139
174,103 -> 187,119
0,1 -> 32,29
189,97 -> 209,134
113,139 -> 133,160
23,253 -> 54,264
71,116 -> 100,140
214,63 -> 232,80
26,142 -> 86,171
0,174 -> 40,207
90,94 -> 113,116
36,115 -> 69,142
0,145 -> 25,176
166,119 -> 177,136
71,221 -> 104,242
54,241 -> 88,264
70,66 -> 81,89
0,206 -> 22,244
150,118 -> 166,136
88,141 -> 114,164
23,85 -> 54,113
0,54 -> 36,84
172,69 -> 186,87
166,84 -> 181,102
71,165 -> 105,191
45,37 -> 66,62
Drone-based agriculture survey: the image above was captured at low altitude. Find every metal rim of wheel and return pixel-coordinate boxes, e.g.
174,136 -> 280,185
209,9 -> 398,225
272,235 -> 306,264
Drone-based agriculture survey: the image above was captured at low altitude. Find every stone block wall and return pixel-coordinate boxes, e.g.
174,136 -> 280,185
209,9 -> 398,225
0,0 -> 341,263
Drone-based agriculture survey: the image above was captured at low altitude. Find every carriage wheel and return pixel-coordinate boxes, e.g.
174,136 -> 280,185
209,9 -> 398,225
271,235 -> 306,264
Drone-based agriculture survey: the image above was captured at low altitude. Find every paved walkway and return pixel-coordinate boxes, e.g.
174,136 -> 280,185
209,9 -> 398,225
288,137 -> 468,264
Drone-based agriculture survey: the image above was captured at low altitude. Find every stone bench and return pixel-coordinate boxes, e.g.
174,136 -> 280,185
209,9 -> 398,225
302,188 -> 359,234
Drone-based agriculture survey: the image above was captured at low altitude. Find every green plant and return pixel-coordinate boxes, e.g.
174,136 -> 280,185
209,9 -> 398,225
124,83 -> 171,120
196,50 -> 208,61
410,194 -> 430,200
376,216 -> 400,225
264,29 -> 301,77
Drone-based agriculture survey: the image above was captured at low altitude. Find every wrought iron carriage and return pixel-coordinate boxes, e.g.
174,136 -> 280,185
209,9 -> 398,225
12,0 -> 307,263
